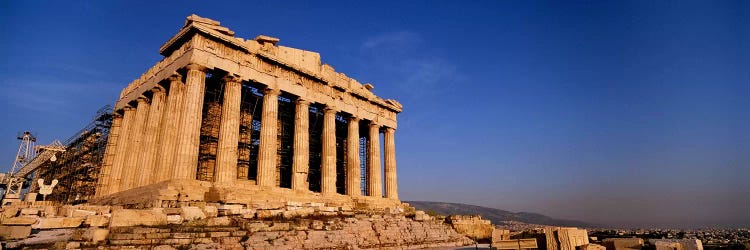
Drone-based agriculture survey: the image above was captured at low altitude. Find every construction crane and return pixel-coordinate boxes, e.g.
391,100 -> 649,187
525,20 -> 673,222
0,131 -> 65,206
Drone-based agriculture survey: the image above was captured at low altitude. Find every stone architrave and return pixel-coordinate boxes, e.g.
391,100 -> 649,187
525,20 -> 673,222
321,107 -> 337,194
120,97 -> 150,191
291,99 -> 310,190
214,75 -> 242,183
257,88 -> 280,187
383,127 -> 398,199
173,64 -> 207,180
136,87 -> 167,187
346,116 -> 361,196
367,123 -> 382,197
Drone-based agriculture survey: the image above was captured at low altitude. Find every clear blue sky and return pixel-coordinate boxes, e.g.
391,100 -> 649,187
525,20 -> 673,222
1,1 -> 748,229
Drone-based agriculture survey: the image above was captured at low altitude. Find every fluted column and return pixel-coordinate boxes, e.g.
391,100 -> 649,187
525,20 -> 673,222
367,123 -> 382,197
346,116 -> 361,196
95,113 -> 122,197
291,99 -> 310,190
215,75 -> 242,183
173,64 -> 206,180
120,97 -> 150,191
154,73 -> 185,182
109,107 -> 135,194
321,107 -> 337,195
384,127 -> 398,199
257,88 -> 280,187
135,87 -> 166,187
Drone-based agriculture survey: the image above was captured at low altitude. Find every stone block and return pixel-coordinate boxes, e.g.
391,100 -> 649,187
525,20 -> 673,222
493,229 -> 511,242
268,222 -> 290,231
318,206 -> 337,212
219,204 -> 243,215
20,208 -> 40,216
310,220 -> 324,230
71,209 -> 97,218
206,217 -> 232,226
243,222 -> 268,232
84,215 -> 109,227
180,206 -> 207,221
282,207 -> 314,219
110,209 -> 167,227
42,206 -> 58,217
308,202 -> 325,207
493,239 -> 539,250
286,201 -> 303,207
603,238 -> 644,250
202,205 -> 219,217
0,225 -> 31,240
256,209 -> 283,219
167,214 -> 183,224
32,217 -> 83,229
581,244 -> 607,250
66,241 -> 81,249
2,216 -> 38,225
240,208 -> 256,219
1,206 -> 19,218
163,208 -> 181,215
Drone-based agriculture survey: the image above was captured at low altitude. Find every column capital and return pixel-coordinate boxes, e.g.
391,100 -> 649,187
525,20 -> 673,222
383,127 -> 395,133
347,116 -> 360,123
368,122 -> 381,129
323,106 -> 337,114
295,98 -> 309,105
263,88 -> 281,96
168,72 -> 182,82
136,96 -> 150,104
152,85 -> 166,94
185,63 -> 208,72
222,74 -> 242,84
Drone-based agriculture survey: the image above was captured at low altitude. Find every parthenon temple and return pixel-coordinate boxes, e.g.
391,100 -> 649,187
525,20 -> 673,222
92,14 -> 403,209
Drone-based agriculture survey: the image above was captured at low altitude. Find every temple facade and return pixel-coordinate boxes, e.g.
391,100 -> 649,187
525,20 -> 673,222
93,15 -> 402,209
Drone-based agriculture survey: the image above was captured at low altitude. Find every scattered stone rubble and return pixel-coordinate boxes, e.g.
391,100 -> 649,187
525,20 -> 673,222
1,201 -> 475,249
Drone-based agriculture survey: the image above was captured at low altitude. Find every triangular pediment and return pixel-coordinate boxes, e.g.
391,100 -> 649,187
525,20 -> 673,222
159,14 -> 247,56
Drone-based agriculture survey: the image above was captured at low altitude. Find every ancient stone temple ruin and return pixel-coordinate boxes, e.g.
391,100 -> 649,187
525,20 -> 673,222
93,14 -> 403,209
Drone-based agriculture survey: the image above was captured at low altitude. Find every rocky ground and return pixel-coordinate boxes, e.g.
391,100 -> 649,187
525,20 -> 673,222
0,202 -> 481,249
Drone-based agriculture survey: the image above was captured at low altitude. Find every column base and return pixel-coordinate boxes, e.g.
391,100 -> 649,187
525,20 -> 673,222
90,179 -> 401,211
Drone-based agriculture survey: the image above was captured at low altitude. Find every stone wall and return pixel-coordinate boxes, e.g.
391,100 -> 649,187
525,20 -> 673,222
446,214 -> 494,241
1,202 -> 473,249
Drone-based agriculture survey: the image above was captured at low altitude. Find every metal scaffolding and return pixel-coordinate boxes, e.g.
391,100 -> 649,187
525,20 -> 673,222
33,105 -> 113,204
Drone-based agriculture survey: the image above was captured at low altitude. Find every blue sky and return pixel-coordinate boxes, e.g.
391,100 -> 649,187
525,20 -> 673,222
1,1 -> 748,228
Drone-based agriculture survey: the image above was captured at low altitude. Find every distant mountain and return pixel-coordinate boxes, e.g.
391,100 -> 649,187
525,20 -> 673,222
406,201 -> 599,228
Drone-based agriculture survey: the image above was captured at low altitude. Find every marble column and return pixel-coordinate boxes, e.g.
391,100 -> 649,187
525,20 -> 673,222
384,127 -> 398,199
154,73 -> 185,183
120,97 -> 150,191
257,88 -> 280,187
367,123 -> 382,197
108,107 -> 135,194
321,107 -> 337,195
95,113 -> 122,197
346,116 -> 361,196
214,75 -> 242,183
135,87 -> 166,187
173,64 -> 206,180
291,99 -> 310,190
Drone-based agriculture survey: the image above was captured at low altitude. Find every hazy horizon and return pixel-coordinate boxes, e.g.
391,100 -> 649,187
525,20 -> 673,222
1,1 -> 748,229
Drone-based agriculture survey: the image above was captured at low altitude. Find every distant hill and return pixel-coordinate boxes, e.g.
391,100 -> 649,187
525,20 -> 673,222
406,201 -> 598,228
